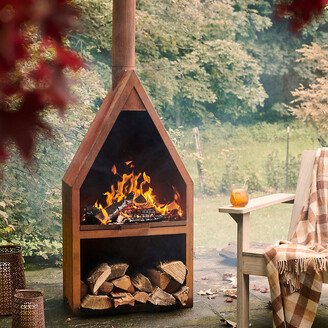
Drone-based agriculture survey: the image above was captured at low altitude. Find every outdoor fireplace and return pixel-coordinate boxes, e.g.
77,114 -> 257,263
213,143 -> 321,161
62,0 -> 193,314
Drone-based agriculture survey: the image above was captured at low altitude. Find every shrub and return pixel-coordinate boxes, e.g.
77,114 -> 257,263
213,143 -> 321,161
264,151 -> 300,191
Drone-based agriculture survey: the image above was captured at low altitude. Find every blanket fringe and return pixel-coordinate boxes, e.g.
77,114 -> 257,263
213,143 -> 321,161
278,257 -> 328,274
277,256 -> 328,293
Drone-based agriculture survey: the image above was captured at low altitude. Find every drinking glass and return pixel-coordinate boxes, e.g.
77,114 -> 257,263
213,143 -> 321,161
230,185 -> 249,207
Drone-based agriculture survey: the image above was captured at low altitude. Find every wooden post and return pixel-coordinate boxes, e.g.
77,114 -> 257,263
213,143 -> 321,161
112,0 -> 136,89
285,126 -> 290,190
192,127 -> 205,195
232,213 -> 250,328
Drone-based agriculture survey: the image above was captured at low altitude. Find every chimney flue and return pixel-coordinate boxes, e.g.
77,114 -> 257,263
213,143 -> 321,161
112,0 -> 136,89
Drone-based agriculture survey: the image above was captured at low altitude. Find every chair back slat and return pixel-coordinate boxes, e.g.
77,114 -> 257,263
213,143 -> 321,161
287,150 -> 316,240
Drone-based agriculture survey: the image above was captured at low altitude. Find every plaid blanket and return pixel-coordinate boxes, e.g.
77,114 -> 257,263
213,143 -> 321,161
265,148 -> 328,328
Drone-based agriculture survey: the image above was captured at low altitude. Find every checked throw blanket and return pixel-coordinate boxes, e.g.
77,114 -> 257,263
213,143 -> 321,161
265,148 -> 328,328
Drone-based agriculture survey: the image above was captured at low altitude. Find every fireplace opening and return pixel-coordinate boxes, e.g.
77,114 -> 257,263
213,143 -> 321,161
80,111 -> 186,227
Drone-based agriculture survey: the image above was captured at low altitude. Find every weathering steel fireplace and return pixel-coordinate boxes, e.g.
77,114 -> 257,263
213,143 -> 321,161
62,0 -> 193,314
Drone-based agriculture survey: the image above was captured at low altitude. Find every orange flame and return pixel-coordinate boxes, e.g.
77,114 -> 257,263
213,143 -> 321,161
93,163 -> 183,224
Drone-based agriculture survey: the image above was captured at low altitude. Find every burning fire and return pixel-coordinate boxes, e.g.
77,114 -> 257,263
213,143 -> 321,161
90,162 -> 183,224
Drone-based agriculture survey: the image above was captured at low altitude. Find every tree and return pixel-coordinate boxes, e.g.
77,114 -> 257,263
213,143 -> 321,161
0,68 -> 105,260
72,0 -> 271,125
287,43 -> 328,133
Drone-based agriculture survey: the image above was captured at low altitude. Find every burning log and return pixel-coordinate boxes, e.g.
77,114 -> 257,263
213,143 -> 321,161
112,293 -> 135,308
81,164 -> 184,226
160,261 -> 187,284
82,206 -> 104,224
106,197 -> 133,222
133,291 -> 150,304
147,269 -> 171,290
81,295 -> 113,310
87,263 -> 112,295
173,286 -> 189,306
112,275 -> 135,293
81,281 -> 89,299
149,287 -> 176,306
131,273 -> 153,293
107,262 -> 129,280
98,281 -> 114,295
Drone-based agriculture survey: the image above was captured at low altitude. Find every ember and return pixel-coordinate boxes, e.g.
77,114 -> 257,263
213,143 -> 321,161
82,162 -> 183,224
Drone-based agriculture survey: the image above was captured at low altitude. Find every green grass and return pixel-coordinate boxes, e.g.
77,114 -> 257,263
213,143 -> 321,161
173,121 -> 320,195
194,195 -> 292,249
180,121 -> 320,249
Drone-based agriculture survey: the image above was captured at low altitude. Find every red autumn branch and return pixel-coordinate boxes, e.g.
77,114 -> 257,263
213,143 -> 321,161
275,0 -> 328,32
0,0 -> 83,162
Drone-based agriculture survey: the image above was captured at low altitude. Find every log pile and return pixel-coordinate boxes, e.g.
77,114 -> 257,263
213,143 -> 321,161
81,260 -> 189,310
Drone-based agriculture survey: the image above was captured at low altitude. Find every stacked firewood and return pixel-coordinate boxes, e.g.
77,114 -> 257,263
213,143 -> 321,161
81,261 -> 189,310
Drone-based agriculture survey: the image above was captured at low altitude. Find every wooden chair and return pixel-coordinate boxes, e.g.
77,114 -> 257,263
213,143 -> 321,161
218,150 -> 326,328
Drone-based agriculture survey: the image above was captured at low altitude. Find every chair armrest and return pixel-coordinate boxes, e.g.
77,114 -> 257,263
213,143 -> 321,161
219,193 -> 295,215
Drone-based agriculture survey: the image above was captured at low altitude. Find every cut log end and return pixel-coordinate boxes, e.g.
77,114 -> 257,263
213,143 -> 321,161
131,273 -> 153,293
98,281 -> 114,295
149,287 -> 176,306
107,262 -> 129,281
147,269 -> 171,290
160,261 -> 187,285
87,263 -> 112,295
112,293 -> 135,308
133,291 -> 150,304
165,278 -> 181,294
173,286 -> 190,306
81,295 -> 113,310
112,275 -> 135,293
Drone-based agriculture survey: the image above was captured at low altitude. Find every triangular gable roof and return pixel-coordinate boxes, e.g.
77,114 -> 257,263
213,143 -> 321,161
63,70 -> 192,190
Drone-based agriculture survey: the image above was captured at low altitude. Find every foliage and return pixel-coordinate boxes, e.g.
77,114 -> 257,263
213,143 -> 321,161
170,122 -> 316,197
71,0 -> 272,125
0,0 -> 83,161
219,153 -> 263,194
247,1 -> 328,122
71,0 -> 328,126
0,68 -> 105,262
288,43 -> 328,133
264,151 -> 300,191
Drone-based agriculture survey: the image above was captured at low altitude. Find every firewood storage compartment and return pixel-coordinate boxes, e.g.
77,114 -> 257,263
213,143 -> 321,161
62,0 -> 193,314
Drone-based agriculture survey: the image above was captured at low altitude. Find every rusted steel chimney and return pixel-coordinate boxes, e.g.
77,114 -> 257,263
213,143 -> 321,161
112,0 -> 136,89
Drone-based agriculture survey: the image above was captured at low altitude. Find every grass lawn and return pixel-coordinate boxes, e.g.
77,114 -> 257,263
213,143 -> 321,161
194,195 -> 292,250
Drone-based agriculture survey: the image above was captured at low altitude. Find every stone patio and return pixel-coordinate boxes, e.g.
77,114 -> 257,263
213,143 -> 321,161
1,247 -> 328,327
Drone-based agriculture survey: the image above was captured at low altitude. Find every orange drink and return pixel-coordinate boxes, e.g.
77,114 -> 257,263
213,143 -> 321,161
230,186 -> 249,207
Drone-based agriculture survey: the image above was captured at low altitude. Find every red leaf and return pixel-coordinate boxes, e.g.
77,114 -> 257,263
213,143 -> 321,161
42,75 -> 73,110
0,0 -> 83,162
40,0 -> 80,42
30,61 -> 53,82
275,0 -> 328,32
56,45 -> 84,71
0,145 -> 8,162
0,92 -> 50,160
1,80 -> 22,97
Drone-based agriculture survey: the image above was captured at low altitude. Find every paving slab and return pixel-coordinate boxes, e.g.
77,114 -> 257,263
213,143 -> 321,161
1,247 -> 328,327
